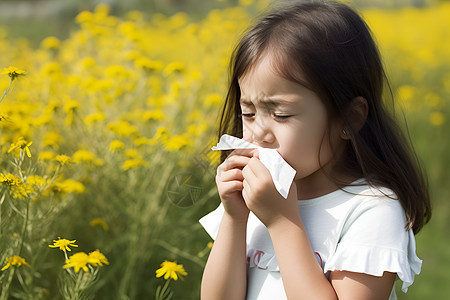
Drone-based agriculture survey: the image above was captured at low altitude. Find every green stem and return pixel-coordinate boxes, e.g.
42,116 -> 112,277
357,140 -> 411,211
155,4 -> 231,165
156,279 -> 171,300
71,271 -> 83,300
0,266 -> 16,300
0,78 -> 13,104
0,192 -> 6,235
18,196 -> 31,257
155,239 -> 204,267
15,269 -> 31,296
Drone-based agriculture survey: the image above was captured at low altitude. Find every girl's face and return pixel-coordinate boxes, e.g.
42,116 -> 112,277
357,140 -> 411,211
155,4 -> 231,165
238,55 -> 345,198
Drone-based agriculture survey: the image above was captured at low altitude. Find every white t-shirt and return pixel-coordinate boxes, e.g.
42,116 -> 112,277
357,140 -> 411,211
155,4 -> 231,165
199,180 -> 422,299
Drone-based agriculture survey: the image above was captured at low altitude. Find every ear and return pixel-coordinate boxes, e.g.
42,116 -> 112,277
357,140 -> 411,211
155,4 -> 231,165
340,96 -> 368,140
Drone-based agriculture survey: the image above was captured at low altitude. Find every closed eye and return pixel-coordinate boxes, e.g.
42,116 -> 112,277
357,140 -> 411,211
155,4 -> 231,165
240,113 -> 255,119
273,114 -> 292,120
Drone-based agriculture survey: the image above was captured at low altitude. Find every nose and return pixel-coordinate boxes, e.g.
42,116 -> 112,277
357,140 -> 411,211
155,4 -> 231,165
248,115 -> 276,147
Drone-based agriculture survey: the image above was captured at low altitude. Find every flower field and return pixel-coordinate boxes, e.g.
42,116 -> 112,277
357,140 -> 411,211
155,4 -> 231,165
0,0 -> 449,299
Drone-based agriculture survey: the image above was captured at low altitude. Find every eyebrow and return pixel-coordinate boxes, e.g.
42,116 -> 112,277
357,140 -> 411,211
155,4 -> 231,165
239,97 -> 293,108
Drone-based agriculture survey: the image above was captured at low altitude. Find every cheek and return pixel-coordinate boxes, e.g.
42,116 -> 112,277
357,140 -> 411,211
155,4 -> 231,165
242,123 -> 251,141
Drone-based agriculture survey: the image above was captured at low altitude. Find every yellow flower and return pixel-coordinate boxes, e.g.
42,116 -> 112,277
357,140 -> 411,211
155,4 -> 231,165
89,218 -> 109,231
87,250 -> 109,267
1,66 -> 26,80
430,111 -> 445,126
41,36 -> 60,49
39,151 -> 55,161
49,237 -> 78,252
84,112 -> 107,124
43,132 -> 62,149
122,158 -> 148,170
63,250 -> 109,273
55,155 -> 72,166
238,0 -> 253,6
26,175 -> 48,187
0,173 -> 33,199
124,149 -> 139,158
163,62 -> 184,76
0,173 -> 21,186
110,140 -> 125,151
142,109 -> 165,121
165,134 -> 191,151
155,261 -> 187,281
134,57 -> 164,72
1,256 -> 29,271
108,121 -> 138,136
72,150 -> 96,163
397,85 -> 415,101
60,179 -> 85,194
8,137 -> 32,157
63,252 -> 90,273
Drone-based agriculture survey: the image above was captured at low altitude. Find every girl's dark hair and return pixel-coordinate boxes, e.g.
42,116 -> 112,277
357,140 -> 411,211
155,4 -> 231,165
218,0 -> 431,233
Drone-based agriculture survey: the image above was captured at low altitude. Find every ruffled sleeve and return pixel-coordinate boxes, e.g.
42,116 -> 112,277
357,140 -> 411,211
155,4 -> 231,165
323,197 -> 422,293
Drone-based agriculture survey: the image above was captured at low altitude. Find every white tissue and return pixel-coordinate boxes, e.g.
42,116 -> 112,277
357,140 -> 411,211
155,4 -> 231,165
212,134 -> 296,199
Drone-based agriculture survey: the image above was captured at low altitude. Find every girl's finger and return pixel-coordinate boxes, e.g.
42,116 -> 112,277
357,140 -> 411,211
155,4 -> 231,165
246,157 -> 269,180
219,180 -> 244,193
217,168 -> 244,182
242,162 -> 257,184
217,155 -> 250,173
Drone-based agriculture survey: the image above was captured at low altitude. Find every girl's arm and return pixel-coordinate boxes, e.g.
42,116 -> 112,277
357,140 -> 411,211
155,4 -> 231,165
201,213 -> 248,300
242,156 -> 396,299
201,149 -> 254,299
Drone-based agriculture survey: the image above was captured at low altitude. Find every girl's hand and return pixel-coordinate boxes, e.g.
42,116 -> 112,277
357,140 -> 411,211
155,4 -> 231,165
216,149 -> 256,222
242,153 -> 300,228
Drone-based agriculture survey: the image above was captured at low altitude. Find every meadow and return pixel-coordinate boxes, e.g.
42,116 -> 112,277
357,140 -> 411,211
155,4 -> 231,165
0,0 -> 449,299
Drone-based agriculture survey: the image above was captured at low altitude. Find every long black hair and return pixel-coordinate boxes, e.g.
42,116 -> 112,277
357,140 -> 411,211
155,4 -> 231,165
218,1 -> 431,233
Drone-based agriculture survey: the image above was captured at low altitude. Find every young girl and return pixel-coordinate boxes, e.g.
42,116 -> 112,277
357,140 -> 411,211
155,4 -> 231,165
200,1 -> 431,299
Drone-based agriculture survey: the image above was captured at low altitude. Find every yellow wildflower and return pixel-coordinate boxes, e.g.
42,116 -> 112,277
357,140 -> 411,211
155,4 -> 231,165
63,250 -> 109,273
63,252 -> 90,273
133,137 -> 153,146
165,134 -> 191,151
430,111 -> 445,126
87,250 -> 109,267
134,57 -> 164,72
163,62 -> 184,76
39,151 -> 55,161
122,158 -> 148,170
75,11 -> 93,24
105,65 -> 129,78
43,132 -> 62,149
205,93 -> 222,106
0,173 -> 33,199
1,66 -> 26,80
0,173 -> 21,186
1,256 -> 29,271
26,175 -> 48,187
55,155 -> 72,166
124,149 -> 139,158
49,237 -> 78,252
41,36 -> 60,49
397,85 -> 415,101
155,261 -> 187,281
84,112 -> 107,124
60,179 -> 85,194
89,218 -> 109,231
108,121 -> 138,136
110,140 -> 125,151
239,0 -> 254,6
72,150 -> 96,163
142,109 -> 165,121
8,137 -> 32,157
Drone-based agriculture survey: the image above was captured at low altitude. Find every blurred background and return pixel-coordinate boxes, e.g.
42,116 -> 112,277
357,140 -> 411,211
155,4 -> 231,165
0,0 -> 448,299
